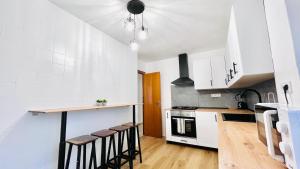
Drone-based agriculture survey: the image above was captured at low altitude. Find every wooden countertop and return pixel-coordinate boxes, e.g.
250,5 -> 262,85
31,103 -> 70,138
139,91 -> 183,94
217,113 -> 286,169
29,103 -> 141,114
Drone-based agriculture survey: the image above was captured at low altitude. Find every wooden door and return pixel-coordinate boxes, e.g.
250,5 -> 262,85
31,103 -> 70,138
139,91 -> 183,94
143,72 -> 162,138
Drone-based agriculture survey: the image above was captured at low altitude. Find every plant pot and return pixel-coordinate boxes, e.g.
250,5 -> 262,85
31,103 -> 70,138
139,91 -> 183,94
96,102 -> 107,106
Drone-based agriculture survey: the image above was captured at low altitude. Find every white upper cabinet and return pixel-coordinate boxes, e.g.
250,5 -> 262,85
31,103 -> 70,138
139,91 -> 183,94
193,57 -> 212,90
193,55 -> 227,90
211,55 -> 227,89
225,0 -> 274,88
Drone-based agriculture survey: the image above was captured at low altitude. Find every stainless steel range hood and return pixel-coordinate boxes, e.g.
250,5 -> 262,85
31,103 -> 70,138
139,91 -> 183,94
171,53 -> 194,86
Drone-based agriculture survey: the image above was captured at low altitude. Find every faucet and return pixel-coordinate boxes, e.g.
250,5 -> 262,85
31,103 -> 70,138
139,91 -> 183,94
240,89 -> 262,103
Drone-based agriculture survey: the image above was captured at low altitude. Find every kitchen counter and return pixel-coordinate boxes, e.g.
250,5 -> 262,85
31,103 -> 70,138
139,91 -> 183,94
217,113 -> 286,169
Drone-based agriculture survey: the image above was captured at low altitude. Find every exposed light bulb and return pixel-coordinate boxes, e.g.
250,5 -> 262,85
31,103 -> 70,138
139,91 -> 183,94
130,40 -> 139,51
138,26 -> 148,40
124,17 -> 135,32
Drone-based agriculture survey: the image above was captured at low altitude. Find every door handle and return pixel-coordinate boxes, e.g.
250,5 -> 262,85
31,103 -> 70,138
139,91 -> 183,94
215,114 -> 217,122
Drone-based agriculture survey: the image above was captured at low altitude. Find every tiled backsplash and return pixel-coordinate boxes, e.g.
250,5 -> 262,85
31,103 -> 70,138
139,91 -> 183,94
171,79 -> 277,110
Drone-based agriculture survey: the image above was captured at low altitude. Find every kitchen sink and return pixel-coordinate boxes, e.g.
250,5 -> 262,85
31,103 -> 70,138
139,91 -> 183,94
221,113 -> 256,123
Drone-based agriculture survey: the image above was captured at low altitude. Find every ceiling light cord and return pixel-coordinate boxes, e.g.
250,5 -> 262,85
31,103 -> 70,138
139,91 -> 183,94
134,14 -> 136,40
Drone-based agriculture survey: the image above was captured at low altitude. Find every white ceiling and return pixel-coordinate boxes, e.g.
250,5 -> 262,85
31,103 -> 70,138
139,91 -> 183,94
50,0 -> 234,61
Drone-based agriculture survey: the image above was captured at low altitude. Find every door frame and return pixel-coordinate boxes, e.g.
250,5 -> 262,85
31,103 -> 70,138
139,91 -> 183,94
137,70 -> 145,134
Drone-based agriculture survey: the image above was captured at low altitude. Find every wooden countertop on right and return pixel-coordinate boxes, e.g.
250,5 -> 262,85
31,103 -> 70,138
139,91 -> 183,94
196,108 -> 286,169
218,113 -> 286,169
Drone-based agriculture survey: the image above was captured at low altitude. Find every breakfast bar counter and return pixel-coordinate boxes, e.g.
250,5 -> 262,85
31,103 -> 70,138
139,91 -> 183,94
29,103 -> 141,169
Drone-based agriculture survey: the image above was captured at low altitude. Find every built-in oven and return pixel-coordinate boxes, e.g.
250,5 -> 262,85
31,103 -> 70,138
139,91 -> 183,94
255,103 -> 284,162
170,110 -> 197,138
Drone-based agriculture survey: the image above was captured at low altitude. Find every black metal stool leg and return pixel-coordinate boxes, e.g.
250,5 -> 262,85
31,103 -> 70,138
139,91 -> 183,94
101,137 -> 107,169
126,130 -> 133,169
107,136 -> 112,163
117,132 -> 122,169
111,136 -> 118,169
136,126 -> 142,163
83,145 -> 87,169
76,145 -> 82,169
92,141 -> 97,169
65,144 -> 73,169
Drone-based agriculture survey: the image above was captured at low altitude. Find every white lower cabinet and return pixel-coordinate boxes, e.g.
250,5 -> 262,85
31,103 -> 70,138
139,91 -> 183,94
196,112 -> 218,148
166,110 -> 172,140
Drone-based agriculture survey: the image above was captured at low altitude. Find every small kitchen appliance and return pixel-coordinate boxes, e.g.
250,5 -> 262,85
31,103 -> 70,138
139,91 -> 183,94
255,103 -> 284,162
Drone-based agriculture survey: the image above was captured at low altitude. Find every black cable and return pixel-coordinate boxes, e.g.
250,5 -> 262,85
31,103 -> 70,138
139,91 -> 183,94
283,84 -> 289,104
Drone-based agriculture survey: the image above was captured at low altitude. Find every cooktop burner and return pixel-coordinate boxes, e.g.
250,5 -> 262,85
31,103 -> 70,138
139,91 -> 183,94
171,106 -> 229,110
171,106 -> 199,110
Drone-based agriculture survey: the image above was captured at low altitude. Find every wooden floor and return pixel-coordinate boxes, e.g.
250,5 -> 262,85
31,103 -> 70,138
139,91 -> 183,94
124,136 -> 218,169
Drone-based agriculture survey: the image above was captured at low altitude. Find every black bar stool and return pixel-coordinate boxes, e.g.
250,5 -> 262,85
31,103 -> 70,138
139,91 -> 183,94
91,129 -> 118,169
65,135 -> 98,169
122,122 -> 142,163
109,125 -> 133,169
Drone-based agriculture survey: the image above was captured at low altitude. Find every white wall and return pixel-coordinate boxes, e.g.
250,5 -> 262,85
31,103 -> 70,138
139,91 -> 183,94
142,48 -> 225,136
0,0 -> 137,169
264,0 -> 300,106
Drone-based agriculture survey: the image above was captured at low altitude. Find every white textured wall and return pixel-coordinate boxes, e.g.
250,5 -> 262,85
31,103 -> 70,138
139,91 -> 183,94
0,0 -> 137,168
143,49 -> 225,136
264,0 -> 300,106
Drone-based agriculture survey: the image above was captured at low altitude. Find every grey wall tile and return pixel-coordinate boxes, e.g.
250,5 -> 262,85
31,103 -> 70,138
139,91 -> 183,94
171,79 -> 277,110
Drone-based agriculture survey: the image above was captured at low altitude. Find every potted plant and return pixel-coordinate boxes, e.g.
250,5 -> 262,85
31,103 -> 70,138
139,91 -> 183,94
96,98 -> 107,106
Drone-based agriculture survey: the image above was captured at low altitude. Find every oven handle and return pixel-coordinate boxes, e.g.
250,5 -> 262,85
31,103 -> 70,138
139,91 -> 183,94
263,110 -> 284,162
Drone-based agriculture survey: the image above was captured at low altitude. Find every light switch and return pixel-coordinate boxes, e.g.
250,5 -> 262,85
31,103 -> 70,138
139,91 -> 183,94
211,93 -> 221,98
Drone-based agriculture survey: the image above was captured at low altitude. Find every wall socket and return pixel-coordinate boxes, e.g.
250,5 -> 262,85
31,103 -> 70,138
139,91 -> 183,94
281,81 -> 293,93
211,93 -> 222,98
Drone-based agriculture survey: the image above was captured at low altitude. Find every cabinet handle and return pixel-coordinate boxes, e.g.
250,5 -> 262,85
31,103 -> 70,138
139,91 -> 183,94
225,78 -> 228,85
233,62 -> 238,74
227,74 -> 231,82
210,80 -> 213,87
167,112 -> 169,119
229,69 -> 233,79
215,114 -> 217,122
180,140 -> 188,143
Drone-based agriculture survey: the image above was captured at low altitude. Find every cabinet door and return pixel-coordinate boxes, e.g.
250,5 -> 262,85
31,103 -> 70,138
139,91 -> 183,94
211,56 -> 227,89
193,57 -> 213,90
165,110 -> 171,140
230,8 -> 242,77
196,112 -> 218,148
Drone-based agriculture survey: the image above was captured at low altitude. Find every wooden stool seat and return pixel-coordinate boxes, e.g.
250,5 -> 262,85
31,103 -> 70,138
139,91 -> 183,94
91,129 -> 117,138
122,122 -> 143,128
109,125 -> 131,132
66,135 -> 98,145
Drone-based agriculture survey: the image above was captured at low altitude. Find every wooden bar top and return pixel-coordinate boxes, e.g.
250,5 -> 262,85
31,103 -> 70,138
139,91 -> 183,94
28,103 -> 141,114
217,113 -> 286,169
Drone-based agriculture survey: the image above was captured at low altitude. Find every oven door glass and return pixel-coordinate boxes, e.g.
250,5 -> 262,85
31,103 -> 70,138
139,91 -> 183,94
171,116 -> 196,138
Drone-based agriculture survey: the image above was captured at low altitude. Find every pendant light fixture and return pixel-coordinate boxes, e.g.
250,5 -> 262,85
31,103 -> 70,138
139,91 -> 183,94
125,0 -> 148,51
138,14 -> 148,40
130,15 -> 139,51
